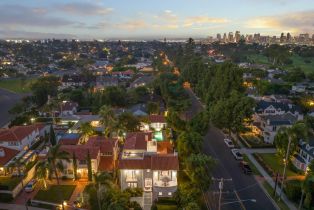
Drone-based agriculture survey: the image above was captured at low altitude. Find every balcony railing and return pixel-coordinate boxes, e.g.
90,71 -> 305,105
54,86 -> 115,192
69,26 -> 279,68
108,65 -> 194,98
154,179 -> 177,187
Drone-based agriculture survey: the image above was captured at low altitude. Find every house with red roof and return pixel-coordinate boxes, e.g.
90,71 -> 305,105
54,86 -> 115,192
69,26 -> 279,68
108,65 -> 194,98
142,115 -> 167,131
118,131 -> 178,201
57,136 -> 118,179
60,101 -> 78,116
111,69 -> 134,79
0,124 -> 45,151
0,147 -> 19,175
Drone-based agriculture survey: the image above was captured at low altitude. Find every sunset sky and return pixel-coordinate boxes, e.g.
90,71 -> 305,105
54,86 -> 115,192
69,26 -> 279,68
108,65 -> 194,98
0,0 -> 313,39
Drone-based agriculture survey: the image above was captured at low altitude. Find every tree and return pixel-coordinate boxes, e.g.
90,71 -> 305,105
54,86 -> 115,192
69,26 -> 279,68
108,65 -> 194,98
49,125 -> 56,146
93,172 -> 113,210
185,153 -> 216,190
9,158 -> 24,177
47,144 -> 70,185
87,150 -> 93,181
99,105 -> 116,137
31,76 -> 60,106
299,160 -> 314,209
73,153 -> 78,180
35,160 -> 49,189
117,112 -> 140,132
147,102 -> 159,114
177,131 -> 203,159
274,122 -> 308,160
79,122 -> 95,138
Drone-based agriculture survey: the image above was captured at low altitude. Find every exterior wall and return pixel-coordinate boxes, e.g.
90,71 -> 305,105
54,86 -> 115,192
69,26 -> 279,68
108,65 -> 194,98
59,158 -> 99,179
120,169 -> 144,190
150,123 -> 166,131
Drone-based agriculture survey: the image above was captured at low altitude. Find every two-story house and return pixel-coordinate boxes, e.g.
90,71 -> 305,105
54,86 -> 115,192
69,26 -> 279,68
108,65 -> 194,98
258,113 -> 298,143
141,115 -> 167,132
0,125 -> 44,151
58,136 -> 118,179
118,132 -> 179,202
293,139 -> 314,172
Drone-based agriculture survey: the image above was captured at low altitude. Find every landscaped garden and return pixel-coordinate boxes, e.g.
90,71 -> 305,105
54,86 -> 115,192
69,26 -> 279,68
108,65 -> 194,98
256,153 -> 298,177
240,134 -> 273,148
34,185 -> 76,204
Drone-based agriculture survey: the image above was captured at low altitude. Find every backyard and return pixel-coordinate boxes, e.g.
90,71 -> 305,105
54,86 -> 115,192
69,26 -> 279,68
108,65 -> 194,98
0,78 -> 37,93
33,185 -> 76,204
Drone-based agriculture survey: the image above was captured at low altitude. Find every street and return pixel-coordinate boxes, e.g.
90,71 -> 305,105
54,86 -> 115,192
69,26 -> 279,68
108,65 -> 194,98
0,88 -> 26,127
185,88 -> 277,210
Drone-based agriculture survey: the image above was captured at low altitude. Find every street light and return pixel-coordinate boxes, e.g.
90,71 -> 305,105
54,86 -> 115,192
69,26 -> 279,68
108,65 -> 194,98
221,199 -> 256,206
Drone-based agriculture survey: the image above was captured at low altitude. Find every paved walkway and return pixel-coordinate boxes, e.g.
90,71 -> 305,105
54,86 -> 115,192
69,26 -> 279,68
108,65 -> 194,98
241,148 -> 277,154
0,203 -> 46,210
232,133 -> 297,210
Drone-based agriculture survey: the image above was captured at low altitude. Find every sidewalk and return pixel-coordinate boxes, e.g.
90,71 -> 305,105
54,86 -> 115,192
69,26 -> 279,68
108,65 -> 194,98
231,133 -> 297,210
241,148 -> 277,154
0,203 -> 46,210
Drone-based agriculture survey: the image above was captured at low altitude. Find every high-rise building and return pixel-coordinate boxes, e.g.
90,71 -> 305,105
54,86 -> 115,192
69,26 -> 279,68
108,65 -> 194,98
217,33 -> 222,41
280,33 -> 286,43
235,31 -> 241,42
223,33 -> 227,42
253,33 -> 260,42
287,33 -> 291,42
228,32 -> 234,42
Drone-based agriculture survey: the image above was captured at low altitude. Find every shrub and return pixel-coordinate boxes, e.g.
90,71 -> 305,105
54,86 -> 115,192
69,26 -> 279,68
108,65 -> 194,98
123,187 -> 143,197
284,180 -> 302,202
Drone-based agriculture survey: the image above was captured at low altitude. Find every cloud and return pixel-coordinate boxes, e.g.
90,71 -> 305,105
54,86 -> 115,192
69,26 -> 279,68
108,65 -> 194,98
114,20 -> 147,30
0,4 -> 73,28
246,10 -> 314,33
56,3 -> 113,16
154,10 -> 178,23
184,16 -> 229,27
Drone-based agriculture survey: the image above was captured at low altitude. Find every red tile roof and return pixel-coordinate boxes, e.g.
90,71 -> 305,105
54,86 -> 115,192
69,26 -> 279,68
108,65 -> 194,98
59,138 -> 79,145
86,136 -> 117,153
148,115 -> 166,123
59,145 -> 99,160
157,141 -> 173,154
98,156 -> 114,171
124,132 -> 152,150
118,154 -> 179,170
0,146 -> 19,166
0,125 -> 39,142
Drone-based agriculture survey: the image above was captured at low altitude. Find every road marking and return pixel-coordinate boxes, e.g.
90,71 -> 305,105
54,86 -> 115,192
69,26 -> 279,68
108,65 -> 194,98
234,190 -> 246,210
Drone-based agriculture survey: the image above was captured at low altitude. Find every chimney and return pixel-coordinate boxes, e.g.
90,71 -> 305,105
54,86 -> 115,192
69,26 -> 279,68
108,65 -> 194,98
0,148 -> 5,157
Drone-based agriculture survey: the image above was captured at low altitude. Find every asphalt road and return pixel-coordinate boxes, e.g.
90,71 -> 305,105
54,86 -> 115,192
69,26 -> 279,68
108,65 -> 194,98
0,88 -> 26,127
185,88 -> 277,210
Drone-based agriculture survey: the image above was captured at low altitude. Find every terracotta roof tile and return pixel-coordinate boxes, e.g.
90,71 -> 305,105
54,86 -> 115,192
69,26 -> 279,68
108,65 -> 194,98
148,115 -> 166,123
124,132 -> 152,150
0,146 -> 19,166
98,156 -> 114,171
59,145 -> 99,160
0,125 -> 39,142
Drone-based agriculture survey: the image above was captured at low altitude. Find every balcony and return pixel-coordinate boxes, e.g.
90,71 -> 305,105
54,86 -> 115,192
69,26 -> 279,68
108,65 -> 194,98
154,178 -> 177,187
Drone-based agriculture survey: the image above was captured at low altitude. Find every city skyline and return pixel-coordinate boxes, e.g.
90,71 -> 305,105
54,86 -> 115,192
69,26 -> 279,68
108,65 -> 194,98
0,0 -> 314,39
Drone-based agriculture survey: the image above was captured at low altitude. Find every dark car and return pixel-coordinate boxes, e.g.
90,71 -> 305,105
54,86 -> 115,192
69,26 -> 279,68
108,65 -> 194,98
239,161 -> 252,175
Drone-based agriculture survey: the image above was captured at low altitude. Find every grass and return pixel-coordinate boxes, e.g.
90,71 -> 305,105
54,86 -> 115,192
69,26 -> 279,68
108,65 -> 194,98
247,54 -> 270,64
240,134 -> 273,148
0,78 -> 37,93
262,181 -> 290,210
243,154 -> 260,175
0,176 -> 23,190
157,204 -> 178,210
34,185 -> 76,204
258,154 -> 297,177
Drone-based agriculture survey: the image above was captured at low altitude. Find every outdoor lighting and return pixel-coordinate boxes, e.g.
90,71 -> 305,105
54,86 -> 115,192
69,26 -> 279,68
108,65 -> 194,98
30,118 -> 35,123
63,201 -> 67,206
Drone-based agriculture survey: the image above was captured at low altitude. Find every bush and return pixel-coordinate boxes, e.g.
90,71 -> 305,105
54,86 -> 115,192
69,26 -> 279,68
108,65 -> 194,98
0,193 -> 13,202
156,197 -> 177,205
129,201 -> 142,210
284,180 -> 302,202
123,187 -> 143,197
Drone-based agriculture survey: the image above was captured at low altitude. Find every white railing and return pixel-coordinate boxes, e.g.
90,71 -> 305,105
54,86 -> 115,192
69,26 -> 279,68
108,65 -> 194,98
153,180 -> 177,187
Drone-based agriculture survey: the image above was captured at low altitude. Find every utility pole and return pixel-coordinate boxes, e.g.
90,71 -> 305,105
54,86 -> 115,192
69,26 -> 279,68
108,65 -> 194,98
212,177 -> 232,210
279,136 -> 291,200
274,172 -> 279,197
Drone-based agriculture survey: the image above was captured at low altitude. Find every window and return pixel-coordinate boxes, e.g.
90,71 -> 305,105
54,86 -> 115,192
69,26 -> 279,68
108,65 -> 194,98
145,178 -> 152,187
168,192 -> 172,196
9,142 -> 19,146
158,192 -> 163,196
127,182 -> 138,188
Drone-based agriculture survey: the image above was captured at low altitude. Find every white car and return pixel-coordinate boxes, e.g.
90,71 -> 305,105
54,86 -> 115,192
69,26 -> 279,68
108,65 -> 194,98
25,179 -> 37,192
231,149 -> 243,160
224,139 -> 235,148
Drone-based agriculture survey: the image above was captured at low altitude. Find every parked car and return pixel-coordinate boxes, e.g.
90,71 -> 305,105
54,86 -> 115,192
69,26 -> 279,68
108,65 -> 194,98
25,179 -> 37,192
239,161 -> 252,174
231,149 -> 243,160
224,138 -> 235,148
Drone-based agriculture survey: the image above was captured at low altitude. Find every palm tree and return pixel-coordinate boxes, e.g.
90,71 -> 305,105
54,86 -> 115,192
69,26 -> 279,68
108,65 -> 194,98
99,105 -> 116,137
79,122 -> 95,142
35,161 -> 49,189
93,172 -> 113,210
274,122 -> 308,200
299,161 -> 314,210
47,144 -> 70,185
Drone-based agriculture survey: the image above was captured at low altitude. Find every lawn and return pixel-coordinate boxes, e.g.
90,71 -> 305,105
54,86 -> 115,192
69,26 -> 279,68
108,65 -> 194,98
258,154 -> 297,177
34,185 -> 76,204
241,134 -> 273,148
0,176 -> 23,190
157,204 -> 178,210
285,54 -> 314,75
0,78 -> 37,93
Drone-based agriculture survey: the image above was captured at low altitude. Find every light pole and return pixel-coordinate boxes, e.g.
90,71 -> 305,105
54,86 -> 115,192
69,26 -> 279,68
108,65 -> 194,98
221,199 -> 256,206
